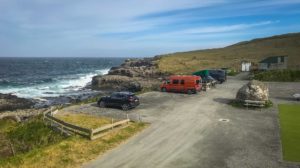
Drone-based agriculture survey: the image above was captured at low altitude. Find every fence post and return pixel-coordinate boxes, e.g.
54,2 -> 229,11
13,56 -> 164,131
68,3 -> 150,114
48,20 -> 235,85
127,114 -> 129,124
111,118 -> 114,130
90,129 -> 93,140
138,113 -> 141,123
61,124 -> 64,135
43,111 -> 45,121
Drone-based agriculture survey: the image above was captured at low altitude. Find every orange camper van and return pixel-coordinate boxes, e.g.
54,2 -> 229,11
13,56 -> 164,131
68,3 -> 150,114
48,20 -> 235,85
160,75 -> 202,94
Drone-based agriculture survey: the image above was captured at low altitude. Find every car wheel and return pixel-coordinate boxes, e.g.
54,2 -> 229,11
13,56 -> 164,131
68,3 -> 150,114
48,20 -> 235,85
99,101 -> 106,108
161,88 -> 167,92
121,104 -> 130,111
187,89 -> 193,95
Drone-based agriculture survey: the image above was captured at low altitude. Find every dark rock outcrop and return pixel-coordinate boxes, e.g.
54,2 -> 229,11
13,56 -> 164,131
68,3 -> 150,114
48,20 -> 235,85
108,58 -> 164,78
0,93 -> 34,112
92,57 -> 164,92
236,80 -> 269,102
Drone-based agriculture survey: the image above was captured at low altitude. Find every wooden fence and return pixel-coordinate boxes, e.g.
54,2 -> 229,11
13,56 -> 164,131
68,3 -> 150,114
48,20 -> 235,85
43,110 -> 130,140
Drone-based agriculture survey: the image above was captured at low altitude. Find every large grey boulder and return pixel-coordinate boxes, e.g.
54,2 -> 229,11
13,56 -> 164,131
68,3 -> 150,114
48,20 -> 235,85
236,80 -> 269,102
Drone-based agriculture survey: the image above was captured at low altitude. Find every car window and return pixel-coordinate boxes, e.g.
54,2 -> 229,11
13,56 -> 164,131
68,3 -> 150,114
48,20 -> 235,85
111,93 -> 120,98
180,80 -> 184,85
196,80 -> 200,84
172,79 -> 179,84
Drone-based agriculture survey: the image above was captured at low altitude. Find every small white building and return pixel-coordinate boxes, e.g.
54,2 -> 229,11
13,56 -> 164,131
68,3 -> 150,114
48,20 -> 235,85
241,61 -> 251,72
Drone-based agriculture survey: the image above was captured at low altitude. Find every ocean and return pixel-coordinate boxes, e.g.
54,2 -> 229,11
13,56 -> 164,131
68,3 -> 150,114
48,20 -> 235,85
0,57 -> 126,99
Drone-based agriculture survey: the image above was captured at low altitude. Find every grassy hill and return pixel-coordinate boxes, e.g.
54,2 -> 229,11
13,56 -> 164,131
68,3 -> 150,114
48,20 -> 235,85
157,32 -> 300,74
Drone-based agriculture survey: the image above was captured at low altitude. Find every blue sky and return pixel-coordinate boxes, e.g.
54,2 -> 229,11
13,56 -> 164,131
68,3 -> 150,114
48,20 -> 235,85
0,0 -> 300,57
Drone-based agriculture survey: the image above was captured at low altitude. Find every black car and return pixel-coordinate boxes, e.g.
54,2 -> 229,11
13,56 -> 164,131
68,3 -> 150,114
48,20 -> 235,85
208,70 -> 227,83
97,92 -> 140,110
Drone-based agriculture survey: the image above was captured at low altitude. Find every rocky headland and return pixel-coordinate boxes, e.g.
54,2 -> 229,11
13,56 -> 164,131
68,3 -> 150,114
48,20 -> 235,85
0,93 -> 34,112
91,57 -> 166,92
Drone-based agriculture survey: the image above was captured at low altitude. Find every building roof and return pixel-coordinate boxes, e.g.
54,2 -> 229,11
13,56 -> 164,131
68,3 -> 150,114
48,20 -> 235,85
259,56 -> 287,63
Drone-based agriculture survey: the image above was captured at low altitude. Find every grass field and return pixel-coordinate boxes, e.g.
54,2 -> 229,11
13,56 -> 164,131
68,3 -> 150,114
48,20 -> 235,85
55,114 -> 112,129
278,104 -> 300,162
0,116 -> 147,168
157,33 -> 300,74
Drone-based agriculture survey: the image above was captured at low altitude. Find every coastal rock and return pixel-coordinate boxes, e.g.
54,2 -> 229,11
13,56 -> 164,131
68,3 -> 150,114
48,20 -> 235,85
92,57 -> 164,92
108,57 -> 164,78
0,93 -> 34,112
92,75 -> 142,92
0,108 -> 47,121
236,80 -> 269,102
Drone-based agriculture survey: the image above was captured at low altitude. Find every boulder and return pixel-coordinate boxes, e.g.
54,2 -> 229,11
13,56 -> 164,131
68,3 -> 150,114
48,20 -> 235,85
107,57 -> 164,78
0,93 -> 34,112
236,80 -> 269,102
92,75 -> 142,92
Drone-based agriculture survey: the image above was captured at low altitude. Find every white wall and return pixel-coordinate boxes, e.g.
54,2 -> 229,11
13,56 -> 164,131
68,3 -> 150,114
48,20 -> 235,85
241,62 -> 251,72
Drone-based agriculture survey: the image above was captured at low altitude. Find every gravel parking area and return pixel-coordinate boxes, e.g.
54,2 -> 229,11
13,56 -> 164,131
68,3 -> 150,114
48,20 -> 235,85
61,74 -> 300,168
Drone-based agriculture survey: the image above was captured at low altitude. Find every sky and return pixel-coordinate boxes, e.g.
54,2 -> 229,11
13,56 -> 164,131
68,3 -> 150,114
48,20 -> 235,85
0,0 -> 300,57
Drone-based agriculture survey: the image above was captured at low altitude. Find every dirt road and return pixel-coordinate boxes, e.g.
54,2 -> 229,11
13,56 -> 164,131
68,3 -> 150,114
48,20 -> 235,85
62,74 -> 300,168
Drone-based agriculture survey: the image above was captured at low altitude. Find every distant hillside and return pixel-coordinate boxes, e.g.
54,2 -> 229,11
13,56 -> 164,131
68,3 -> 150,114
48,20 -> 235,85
158,32 -> 300,74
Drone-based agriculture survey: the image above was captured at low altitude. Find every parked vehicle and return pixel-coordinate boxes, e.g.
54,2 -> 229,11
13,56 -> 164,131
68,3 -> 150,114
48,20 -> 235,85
208,69 -> 227,83
201,75 -> 217,84
192,70 -> 216,85
160,75 -> 202,94
193,69 -> 227,84
97,92 -> 139,110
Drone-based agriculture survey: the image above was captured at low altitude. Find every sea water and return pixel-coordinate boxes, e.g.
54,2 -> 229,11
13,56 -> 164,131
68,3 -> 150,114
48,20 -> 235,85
0,57 -> 126,99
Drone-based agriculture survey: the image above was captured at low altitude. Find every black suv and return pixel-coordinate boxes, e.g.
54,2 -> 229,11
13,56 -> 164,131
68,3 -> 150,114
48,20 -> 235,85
208,70 -> 227,83
97,92 -> 140,110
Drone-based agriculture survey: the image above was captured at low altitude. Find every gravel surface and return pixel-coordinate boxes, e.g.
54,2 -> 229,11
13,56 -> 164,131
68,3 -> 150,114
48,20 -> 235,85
61,73 -> 300,168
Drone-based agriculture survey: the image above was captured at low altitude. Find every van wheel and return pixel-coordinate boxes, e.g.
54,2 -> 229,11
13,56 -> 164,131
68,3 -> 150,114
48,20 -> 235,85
187,90 -> 193,95
99,101 -> 106,108
122,104 -> 130,111
161,88 -> 167,92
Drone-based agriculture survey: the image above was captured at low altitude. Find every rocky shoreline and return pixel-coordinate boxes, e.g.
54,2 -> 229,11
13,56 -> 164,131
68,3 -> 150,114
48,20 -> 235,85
91,57 -> 166,92
0,57 -> 166,118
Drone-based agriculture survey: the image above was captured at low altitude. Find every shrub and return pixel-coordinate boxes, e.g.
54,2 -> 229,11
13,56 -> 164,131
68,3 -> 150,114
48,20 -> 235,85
8,119 -> 65,154
253,70 -> 300,82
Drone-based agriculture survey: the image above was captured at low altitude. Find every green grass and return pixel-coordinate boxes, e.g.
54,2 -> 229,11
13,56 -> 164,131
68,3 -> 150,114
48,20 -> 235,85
254,70 -> 300,82
7,118 -> 65,155
0,122 -> 147,168
55,114 -> 112,129
157,33 -> 300,74
279,104 -> 300,162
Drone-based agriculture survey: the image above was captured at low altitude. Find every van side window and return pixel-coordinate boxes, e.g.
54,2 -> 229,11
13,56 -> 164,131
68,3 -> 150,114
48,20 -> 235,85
180,80 -> 184,85
166,80 -> 171,84
172,79 -> 179,84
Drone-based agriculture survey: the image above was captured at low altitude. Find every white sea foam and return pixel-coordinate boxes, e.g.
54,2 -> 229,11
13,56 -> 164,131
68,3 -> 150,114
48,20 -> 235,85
0,68 -> 110,98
